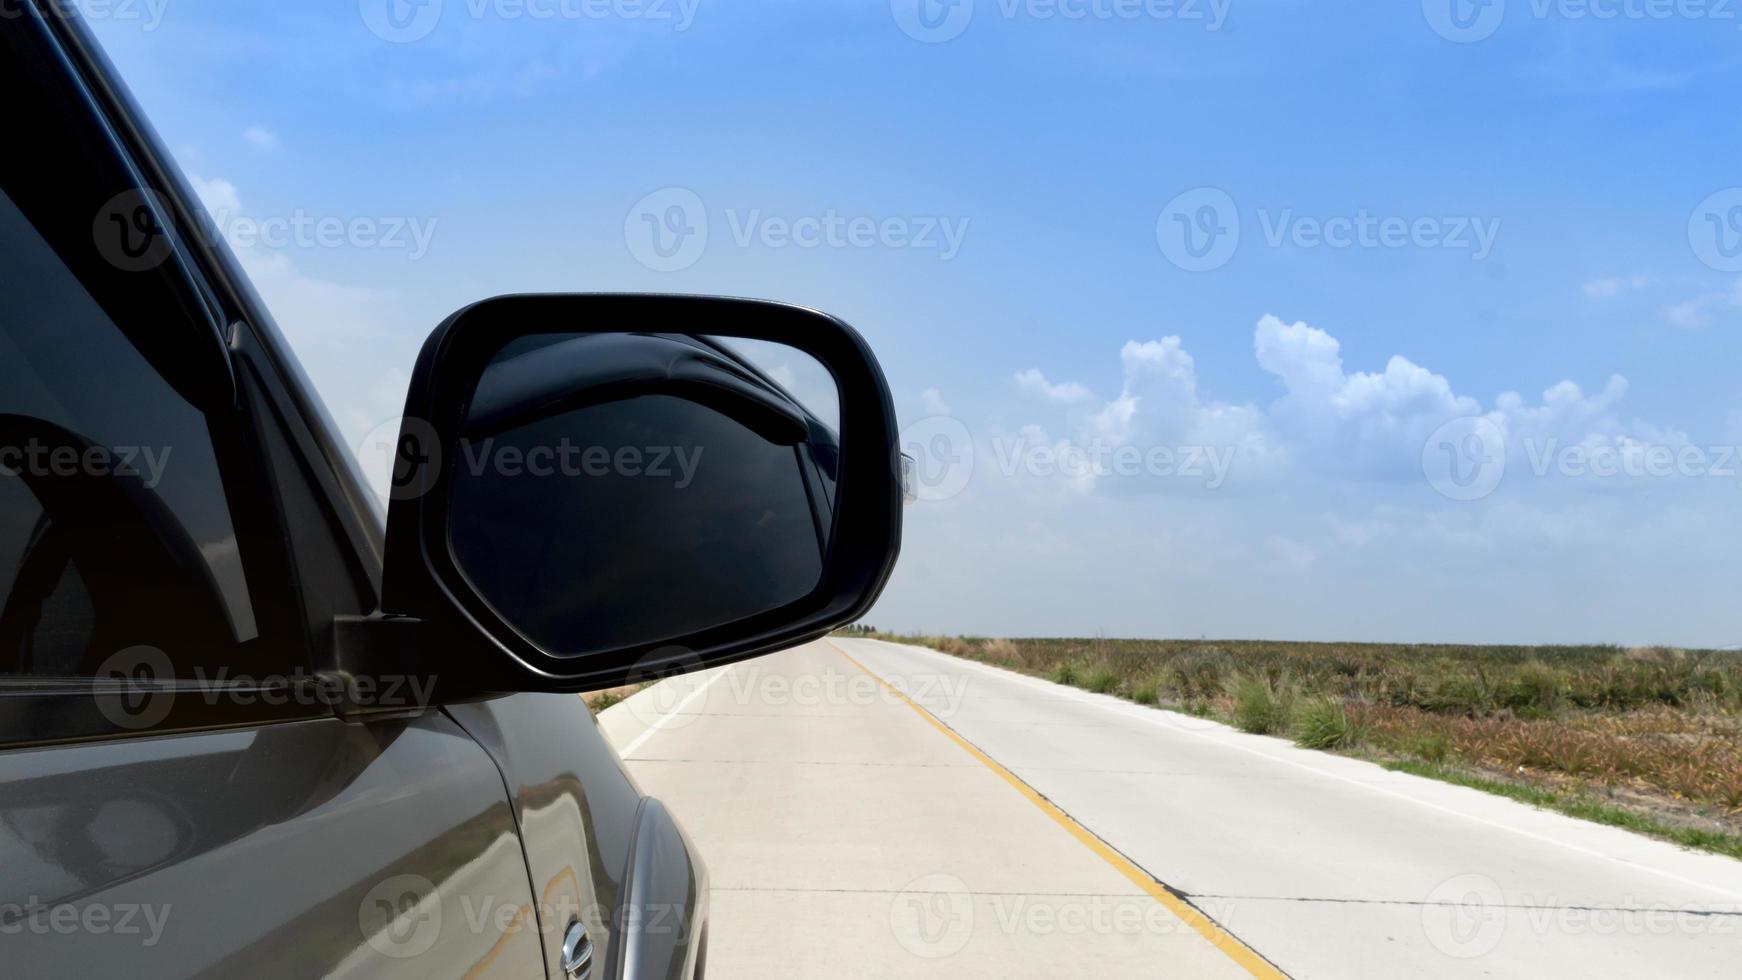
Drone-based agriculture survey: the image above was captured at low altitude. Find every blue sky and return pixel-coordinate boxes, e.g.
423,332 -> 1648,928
85,0 -> 1742,645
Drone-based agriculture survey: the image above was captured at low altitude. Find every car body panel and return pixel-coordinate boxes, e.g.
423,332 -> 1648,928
0,714 -> 544,978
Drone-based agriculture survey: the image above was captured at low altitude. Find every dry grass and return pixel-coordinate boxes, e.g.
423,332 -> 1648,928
844,631 -> 1742,849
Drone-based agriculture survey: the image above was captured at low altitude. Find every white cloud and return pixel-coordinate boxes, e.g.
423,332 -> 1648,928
1014,368 -> 1094,405
1582,275 -> 1651,298
243,125 -> 281,150
1004,314 -> 1647,491
1662,281 -> 1742,329
921,387 -> 952,416
188,173 -> 240,217
1255,314 -> 1479,478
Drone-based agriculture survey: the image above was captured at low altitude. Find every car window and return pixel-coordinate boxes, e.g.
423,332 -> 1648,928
0,185 -> 257,678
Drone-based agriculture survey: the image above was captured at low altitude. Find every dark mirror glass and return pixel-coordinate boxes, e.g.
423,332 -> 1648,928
446,332 -> 841,657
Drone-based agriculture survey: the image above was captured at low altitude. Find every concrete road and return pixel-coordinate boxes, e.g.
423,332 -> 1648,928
600,638 -> 1742,978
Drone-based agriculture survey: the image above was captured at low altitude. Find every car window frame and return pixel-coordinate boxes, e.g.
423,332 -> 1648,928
0,2 -> 355,748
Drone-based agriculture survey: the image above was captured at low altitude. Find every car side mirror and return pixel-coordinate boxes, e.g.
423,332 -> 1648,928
376,294 -> 902,694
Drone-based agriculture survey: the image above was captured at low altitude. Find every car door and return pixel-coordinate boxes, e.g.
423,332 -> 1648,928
0,5 -> 545,977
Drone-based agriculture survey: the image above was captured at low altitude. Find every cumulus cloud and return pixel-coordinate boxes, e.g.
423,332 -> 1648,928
1007,314 -> 1647,491
1014,368 -> 1094,405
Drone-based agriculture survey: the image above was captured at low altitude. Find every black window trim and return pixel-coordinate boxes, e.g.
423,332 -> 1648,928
0,3 -> 374,749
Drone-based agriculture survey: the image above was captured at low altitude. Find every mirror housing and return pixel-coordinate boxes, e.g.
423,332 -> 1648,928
376,294 -> 903,694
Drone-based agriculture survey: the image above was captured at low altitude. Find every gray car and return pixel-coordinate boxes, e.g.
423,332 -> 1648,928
0,4 -> 904,977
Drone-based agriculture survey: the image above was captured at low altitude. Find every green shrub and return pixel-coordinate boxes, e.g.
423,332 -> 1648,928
1051,662 -> 1081,686
1084,669 -> 1121,695
1504,661 -> 1568,714
1294,699 -> 1366,750
1130,678 -> 1160,705
1410,732 -> 1451,763
1232,674 -> 1295,735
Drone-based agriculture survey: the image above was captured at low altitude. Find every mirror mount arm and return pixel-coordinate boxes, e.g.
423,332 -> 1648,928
326,614 -> 471,720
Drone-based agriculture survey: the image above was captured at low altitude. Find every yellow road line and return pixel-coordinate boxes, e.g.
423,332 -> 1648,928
826,639 -> 1289,980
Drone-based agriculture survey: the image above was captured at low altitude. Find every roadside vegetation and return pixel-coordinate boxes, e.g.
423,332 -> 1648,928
582,682 -> 651,713
840,631 -> 1742,859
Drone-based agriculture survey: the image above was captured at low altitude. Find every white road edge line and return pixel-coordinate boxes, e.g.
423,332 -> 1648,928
854,638 -> 1742,904
618,665 -> 733,760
